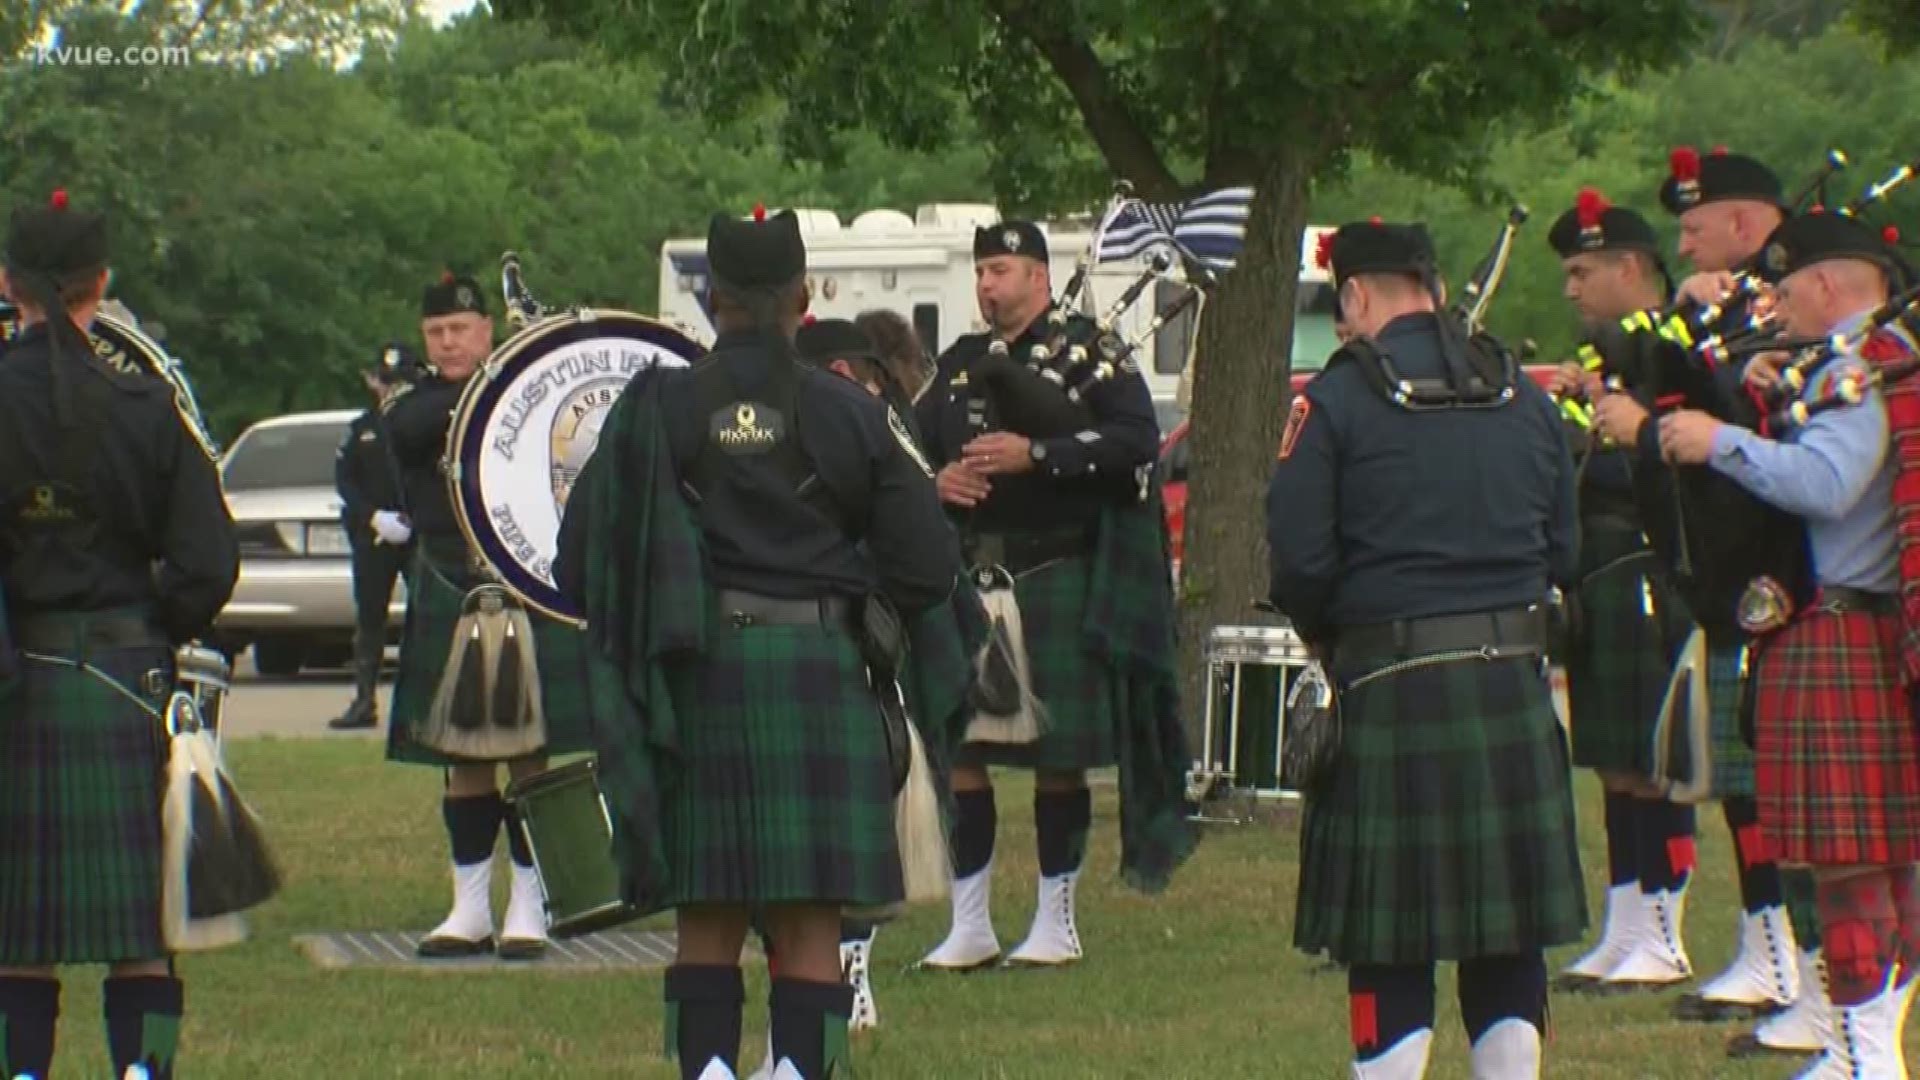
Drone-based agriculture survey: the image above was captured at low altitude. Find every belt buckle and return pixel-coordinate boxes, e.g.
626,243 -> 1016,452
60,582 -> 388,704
142,669 -> 170,697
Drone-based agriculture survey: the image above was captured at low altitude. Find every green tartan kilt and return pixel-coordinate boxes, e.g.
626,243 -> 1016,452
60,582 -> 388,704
1294,651 -> 1588,965
657,620 -> 901,909
386,552 -> 596,766
1566,530 -> 1685,775
1706,641 -> 1757,800
0,615 -> 171,964
954,556 -> 1115,772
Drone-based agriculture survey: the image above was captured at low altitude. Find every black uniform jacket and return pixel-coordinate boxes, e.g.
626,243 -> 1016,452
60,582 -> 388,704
0,322 -> 238,644
335,404 -> 403,548
1266,312 -> 1578,647
915,309 -> 1161,535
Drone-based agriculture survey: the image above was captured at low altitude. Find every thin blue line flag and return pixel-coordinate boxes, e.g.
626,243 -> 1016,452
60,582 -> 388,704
1094,187 -> 1252,271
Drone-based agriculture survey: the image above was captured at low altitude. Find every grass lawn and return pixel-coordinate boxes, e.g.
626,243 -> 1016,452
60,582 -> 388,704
48,738 -> 1890,1077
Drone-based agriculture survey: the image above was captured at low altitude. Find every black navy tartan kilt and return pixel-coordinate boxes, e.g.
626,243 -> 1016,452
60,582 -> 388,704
0,613 -> 172,964
1566,529 -> 1685,775
1707,641 -> 1757,800
386,551 -> 596,767
1293,650 -> 1588,965
656,620 -> 901,909
954,556 -> 1116,772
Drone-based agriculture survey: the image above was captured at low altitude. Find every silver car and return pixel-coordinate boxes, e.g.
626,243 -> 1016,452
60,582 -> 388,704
214,409 -> 407,676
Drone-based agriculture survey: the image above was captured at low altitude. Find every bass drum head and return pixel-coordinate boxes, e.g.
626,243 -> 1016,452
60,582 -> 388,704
450,310 -> 702,625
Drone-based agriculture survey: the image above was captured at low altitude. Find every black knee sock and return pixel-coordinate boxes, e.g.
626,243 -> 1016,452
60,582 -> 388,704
443,792 -> 505,866
1637,798 -> 1696,893
1034,787 -> 1091,878
0,977 -> 57,1079
1722,796 -> 1784,912
504,804 -> 534,868
663,964 -> 744,1079
769,978 -> 854,1079
103,975 -> 183,1080
952,788 -> 996,879
1603,790 -> 1638,887
1459,953 -> 1547,1045
1347,963 -> 1435,1061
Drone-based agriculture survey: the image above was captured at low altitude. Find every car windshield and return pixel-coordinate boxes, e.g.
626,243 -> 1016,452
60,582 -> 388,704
221,420 -> 349,491
1290,280 -> 1341,373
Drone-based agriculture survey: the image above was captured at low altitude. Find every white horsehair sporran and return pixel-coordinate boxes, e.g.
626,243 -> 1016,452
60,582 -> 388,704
964,564 -> 1050,745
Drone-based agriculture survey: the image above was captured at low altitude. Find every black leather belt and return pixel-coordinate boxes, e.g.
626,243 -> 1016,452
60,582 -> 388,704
13,611 -> 165,652
1336,605 -> 1548,663
1820,586 -> 1899,615
967,526 -> 1092,577
714,589 -> 852,629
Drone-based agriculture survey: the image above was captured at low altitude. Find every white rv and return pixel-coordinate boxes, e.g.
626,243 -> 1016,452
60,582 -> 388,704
656,204 -> 1341,427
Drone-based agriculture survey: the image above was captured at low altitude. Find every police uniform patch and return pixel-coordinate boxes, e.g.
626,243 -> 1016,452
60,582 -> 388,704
1278,396 -> 1311,460
1763,242 -> 1788,275
709,400 -> 785,455
888,406 -> 935,478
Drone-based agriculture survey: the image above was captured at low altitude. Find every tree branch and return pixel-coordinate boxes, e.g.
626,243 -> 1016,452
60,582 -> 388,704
981,0 -> 1182,200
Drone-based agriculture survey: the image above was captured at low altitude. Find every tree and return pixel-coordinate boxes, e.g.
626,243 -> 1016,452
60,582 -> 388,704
493,0 -> 1703,729
2,0 -> 422,65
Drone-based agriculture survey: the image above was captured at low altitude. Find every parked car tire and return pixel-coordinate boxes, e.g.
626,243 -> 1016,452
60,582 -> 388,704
253,636 -> 306,678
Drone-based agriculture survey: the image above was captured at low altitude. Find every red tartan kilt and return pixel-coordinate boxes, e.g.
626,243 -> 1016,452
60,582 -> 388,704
1753,607 -> 1920,865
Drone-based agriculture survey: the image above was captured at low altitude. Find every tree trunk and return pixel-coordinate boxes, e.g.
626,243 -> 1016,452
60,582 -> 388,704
1174,157 -> 1311,749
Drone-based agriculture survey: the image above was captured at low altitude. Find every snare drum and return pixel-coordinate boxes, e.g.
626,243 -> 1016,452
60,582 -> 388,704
504,757 -> 642,939
173,644 -> 232,737
1189,624 -> 1312,803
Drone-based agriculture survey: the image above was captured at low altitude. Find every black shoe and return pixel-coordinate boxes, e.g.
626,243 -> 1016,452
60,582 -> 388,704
329,699 -> 377,730
1674,991 -> 1785,1023
417,933 -> 495,958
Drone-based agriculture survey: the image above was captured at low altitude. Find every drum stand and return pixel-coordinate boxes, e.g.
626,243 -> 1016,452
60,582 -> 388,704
1186,616 -> 1307,826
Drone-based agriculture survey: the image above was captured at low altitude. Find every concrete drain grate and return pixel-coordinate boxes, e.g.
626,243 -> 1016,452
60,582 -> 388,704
292,929 -> 762,971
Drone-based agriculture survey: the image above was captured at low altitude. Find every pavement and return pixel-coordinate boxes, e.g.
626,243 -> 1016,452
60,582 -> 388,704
221,651 -> 392,740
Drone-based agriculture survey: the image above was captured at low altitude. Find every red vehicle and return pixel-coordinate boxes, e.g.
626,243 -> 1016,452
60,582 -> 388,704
1159,362 -> 1559,580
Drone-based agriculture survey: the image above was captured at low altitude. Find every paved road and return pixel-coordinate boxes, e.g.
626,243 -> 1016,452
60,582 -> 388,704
222,653 -> 390,740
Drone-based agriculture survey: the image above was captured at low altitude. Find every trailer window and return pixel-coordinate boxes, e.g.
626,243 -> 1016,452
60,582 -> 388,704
912,304 -> 940,355
1152,280 -> 1197,375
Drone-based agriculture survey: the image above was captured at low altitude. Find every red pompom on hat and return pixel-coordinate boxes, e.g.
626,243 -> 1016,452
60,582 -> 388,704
1886,226 -> 1902,245
753,202 -> 767,222
49,189 -> 68,211
440,269 -> 455,284
1712,145 -> 1729,156
1670,147 -> 1701,182
1576,186 -> 1609,229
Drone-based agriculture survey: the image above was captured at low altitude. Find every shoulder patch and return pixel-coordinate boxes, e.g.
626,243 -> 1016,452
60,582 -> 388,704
1278,395 -> 1312,461
888,406 -> 935,478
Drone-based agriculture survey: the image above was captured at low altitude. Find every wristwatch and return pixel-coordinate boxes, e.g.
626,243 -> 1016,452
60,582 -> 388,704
1029,441 -> 1048,464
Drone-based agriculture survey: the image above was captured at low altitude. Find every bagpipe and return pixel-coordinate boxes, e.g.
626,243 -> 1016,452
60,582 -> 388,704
966,183 -> 1218,445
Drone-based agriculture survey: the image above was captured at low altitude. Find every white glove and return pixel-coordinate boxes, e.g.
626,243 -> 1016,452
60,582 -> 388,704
371,509 -> 412,545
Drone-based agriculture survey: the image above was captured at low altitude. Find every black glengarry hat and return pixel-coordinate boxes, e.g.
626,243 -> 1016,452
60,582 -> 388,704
795,317 -> 877,367
708,204 -> 806,290
1659,146 -> 1784,215
5,188 -> 108,280
421,270 -> 487,318
1315,218 -> 1437,288
1549,187 -> 1662,258
973,220 -> 1048,264
1756,209 -> 1905,284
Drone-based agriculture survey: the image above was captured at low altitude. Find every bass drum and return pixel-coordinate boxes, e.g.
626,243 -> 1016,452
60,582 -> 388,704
2,298 -> 219,460
447,309 -> 704,626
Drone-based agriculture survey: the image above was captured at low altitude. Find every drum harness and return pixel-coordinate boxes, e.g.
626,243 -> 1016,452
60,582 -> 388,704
1326,325 -> 1552,695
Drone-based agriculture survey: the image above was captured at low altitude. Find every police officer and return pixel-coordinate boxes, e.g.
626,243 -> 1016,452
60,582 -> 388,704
554,208 -> 964,1080
382,272 -> 599,961
1268,219 -> 1585,1079
1544,189 -> 1802,1014
914,221 -> 1193,973
328,342 -> 418,731
0,189 -> 239,1079
1656,208 -> 1920,1075
1590,148 -> 1811,1039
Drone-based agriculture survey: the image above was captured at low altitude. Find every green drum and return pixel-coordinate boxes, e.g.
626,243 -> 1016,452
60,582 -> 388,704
503,758 -> 642,938
1190,624 -> 1313,801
